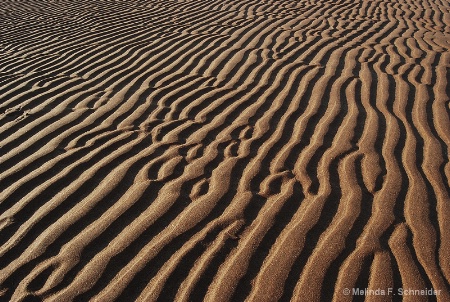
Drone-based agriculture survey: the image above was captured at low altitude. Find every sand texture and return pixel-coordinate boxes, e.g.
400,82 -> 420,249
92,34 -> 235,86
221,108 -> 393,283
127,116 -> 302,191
1,0 -> 450,301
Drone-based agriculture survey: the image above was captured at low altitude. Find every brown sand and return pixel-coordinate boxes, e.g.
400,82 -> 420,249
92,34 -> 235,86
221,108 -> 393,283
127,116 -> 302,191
0,0 -> 449,301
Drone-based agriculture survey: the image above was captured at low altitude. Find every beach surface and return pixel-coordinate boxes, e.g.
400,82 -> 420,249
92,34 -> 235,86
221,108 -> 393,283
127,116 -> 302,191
0,0 -> 450,301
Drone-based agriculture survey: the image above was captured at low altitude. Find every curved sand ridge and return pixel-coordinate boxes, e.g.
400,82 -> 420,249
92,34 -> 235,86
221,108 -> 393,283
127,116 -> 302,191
0,0 -> 450,301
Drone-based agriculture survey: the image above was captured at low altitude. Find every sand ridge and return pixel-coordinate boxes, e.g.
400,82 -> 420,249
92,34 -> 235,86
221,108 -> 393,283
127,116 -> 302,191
0,0 -> 449,301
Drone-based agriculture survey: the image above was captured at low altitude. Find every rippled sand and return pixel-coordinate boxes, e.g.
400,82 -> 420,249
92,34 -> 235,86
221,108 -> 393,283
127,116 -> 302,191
0,0 -> 449,301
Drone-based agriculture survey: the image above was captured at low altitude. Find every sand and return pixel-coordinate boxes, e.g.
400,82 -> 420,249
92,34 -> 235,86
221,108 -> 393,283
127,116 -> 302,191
0,0 -> 449,301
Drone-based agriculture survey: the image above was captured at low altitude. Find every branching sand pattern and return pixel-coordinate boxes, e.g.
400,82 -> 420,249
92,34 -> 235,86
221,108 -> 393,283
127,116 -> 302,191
0,0 -> 449,301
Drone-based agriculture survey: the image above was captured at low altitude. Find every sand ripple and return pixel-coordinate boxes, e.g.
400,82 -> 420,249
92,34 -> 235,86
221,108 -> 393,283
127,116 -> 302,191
0,0 -> 449,301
